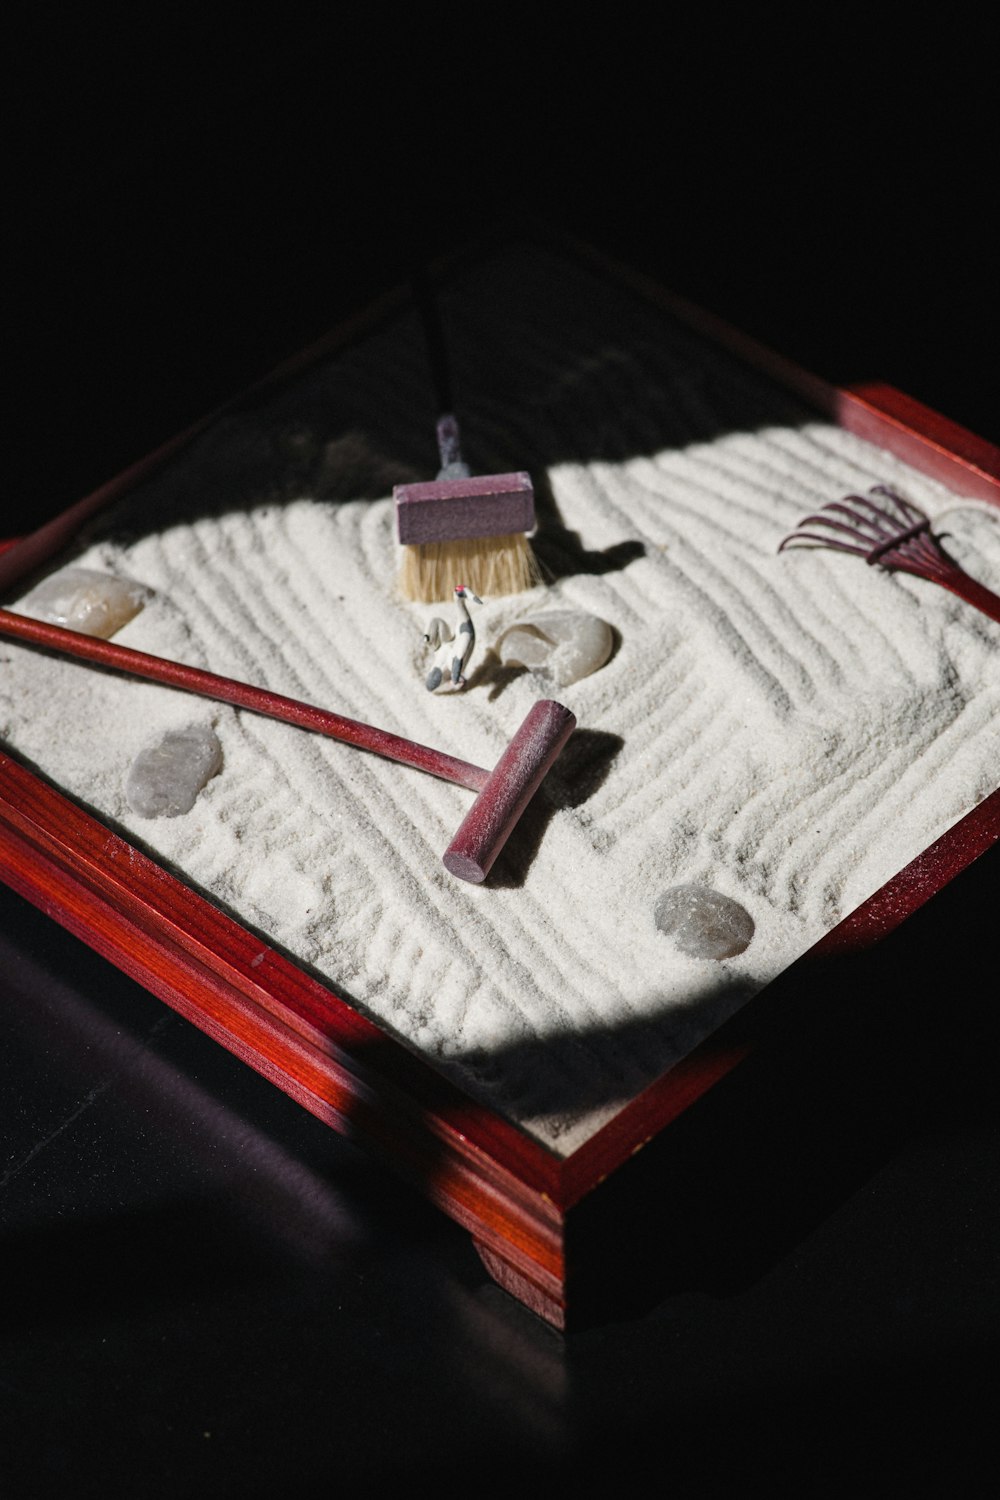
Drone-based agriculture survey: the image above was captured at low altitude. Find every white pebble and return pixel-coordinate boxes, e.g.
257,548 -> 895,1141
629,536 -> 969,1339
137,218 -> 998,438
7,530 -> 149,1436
496,609 -> 613,686
125,725 -> 223,818
19,566 -> 149,638
654,884 -> 755,959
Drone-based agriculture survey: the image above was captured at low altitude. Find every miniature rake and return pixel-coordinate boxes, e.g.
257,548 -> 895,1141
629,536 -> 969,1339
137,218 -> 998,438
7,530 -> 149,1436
0,606 -> 575,884
778,484 -> 1000,624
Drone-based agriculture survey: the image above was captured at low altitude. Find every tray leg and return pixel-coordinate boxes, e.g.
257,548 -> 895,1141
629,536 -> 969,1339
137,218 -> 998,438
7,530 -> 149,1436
473,1238 -> 567,1330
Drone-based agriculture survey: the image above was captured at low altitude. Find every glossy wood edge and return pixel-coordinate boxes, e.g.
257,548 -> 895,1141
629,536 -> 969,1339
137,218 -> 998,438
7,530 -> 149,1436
0,748 -> 562,1181
0,749 -> 568,1312
3,231 -> 999,1322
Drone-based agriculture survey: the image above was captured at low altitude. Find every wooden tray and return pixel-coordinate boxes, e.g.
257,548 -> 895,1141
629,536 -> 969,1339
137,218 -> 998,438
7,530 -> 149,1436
2,236 -> 998,1327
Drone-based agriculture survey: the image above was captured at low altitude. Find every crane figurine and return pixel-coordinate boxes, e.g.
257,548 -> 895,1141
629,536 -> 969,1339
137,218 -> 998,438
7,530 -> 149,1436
423,584 -> 482,692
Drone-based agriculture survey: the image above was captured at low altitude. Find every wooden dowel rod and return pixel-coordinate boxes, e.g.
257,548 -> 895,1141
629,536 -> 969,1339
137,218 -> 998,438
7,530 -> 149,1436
443,699 -> 576,883
0,607 -> 490,793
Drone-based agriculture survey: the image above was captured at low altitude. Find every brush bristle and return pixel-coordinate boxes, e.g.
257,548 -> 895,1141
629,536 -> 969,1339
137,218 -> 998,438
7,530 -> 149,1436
398,533 -> 542,603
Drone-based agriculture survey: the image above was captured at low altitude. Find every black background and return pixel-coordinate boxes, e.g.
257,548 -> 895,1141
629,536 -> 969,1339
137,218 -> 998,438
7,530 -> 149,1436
8,8 -> 996,529
3,9 -> 998,1493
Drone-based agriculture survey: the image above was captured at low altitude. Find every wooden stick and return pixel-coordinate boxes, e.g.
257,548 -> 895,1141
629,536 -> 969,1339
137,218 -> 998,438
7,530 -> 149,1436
0,607 -> 490,793
0,606 -> 577,882
443,699 -> 576,883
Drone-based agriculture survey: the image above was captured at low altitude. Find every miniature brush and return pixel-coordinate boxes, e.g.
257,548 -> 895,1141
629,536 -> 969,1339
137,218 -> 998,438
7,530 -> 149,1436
396,415 -> 539,602
395,270 -> 541,603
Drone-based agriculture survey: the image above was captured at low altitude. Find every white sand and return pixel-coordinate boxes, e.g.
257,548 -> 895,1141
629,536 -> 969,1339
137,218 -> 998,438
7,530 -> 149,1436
3,248 -> 999,1154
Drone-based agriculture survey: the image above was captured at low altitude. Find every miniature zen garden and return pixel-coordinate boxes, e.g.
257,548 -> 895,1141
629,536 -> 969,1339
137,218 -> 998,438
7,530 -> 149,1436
3,246 -> 1000,1153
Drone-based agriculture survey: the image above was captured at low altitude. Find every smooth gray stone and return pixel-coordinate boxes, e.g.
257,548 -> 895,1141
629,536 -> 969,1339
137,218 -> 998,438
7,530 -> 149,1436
654,884 -> 755,959
496,610 -> 613,687
125,726 -> 223,818
19,566 -> 148,638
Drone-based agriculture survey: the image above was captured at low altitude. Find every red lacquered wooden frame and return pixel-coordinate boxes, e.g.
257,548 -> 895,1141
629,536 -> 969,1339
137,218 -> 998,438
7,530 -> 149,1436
1,237 -> 998,1327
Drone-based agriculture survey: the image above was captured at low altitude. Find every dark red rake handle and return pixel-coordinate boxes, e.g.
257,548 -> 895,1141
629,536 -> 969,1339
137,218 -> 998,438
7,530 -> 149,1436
928,565 -> 1000,625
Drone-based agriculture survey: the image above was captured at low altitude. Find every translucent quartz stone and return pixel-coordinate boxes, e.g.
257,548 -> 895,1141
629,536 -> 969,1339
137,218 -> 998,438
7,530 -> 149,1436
125,726 -> 223,818
19,566 -> 148,639
496,610 -> 613,687
654,884 -> 755,960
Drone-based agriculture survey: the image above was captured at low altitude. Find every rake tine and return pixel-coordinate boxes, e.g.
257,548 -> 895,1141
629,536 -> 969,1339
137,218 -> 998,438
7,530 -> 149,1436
779,484 -> 937,561
866,518 -> 934,563
841,495 -> 915,541
820,500 -> 882,528
777,529 -> 872,555
869,484 -> 926,525
778,485 -> 1000,628
797,507 -> 874,536
778,504 -> 881,548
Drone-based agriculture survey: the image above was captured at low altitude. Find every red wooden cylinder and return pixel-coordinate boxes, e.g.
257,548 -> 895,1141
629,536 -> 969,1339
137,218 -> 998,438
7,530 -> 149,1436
442,700 -> 576,884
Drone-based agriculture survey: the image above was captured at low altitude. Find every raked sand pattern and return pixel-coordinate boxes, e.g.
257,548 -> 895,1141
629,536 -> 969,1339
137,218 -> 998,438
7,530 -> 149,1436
4,248 -> 1000,1154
